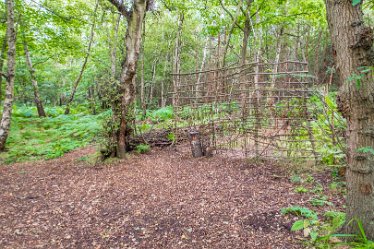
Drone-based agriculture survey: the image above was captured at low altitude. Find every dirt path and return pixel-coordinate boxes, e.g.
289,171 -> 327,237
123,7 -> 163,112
0,145 -> 325,248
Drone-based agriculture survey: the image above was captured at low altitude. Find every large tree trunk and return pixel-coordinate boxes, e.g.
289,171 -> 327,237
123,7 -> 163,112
325,0 -> 374,237
22,33 -> 46,117
0,0 -> 16,151
65,0 -> 99,114
111,0 -> 148,158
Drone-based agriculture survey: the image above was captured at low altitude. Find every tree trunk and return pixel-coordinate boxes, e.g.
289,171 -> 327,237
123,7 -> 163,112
0,0 -> 16,151
140,19 -> 146,116
149,57 -> 158,107
195,38 -> 208,102
241,19 -> 250,65
267,27 -> 283,106
314,31 -> 322,83
239,0 -> 252,117
22,33 -> 46,117
172,12 -> 184,106
325,0 -> 374,238
111,14 -> 121,78
65,0 -> 99,114
111,0 -> 148,158
222,0 -> 243,67
161,49 -> 170,107
0,35 -> 7,101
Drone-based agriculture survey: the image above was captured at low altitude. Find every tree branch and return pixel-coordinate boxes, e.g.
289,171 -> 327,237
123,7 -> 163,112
0,72 -> 9,80
108,0 -> 130,17
219,0 -> 244,32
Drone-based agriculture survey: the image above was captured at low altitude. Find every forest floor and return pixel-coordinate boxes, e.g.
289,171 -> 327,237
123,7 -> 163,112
0,144 -> 344,249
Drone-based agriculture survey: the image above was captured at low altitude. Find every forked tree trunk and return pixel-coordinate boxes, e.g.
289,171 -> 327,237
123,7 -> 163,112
65,0 -> 99,114
109,0 -> 148,158
325,0 -> 374,238
222,0 -> 243,67
0,0 -> 16,151
22,33 -> 46,117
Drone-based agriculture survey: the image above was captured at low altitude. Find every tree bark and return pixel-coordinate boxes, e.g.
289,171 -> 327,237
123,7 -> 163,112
0,0 -> 16,151
325,0 -> 374,238
0,35 -> 7,101
22,33 -> 46,117
109,0 -> 148,158
65,0 -> 99,114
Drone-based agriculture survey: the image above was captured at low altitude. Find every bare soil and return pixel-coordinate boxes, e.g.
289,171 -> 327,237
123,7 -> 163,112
0,144 -> 343,249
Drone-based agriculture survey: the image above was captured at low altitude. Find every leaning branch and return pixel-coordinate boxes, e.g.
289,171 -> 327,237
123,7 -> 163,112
219,0 -> 244,32
108,0 -> 131,17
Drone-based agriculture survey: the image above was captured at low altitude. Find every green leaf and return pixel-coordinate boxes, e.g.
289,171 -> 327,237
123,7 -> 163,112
331,234 -> 357,238
356,219 -> 368,242
310,231 -> 319,241
356,146 -> 374,156
291,220 -> 305,231
325,95 -> 335,109
352,0 -> 362,6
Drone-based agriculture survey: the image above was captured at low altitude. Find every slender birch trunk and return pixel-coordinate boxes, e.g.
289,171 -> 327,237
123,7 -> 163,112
172,12 -> 184,106
0,0 -> 16,151
0,35 -> 7,101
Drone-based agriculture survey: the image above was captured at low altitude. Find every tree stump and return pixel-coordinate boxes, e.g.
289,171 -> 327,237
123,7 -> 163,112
189,130 -> 203,158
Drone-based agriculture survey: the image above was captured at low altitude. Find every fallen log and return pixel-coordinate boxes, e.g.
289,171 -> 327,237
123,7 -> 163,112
127,129 -> 174,150
100,128 -> 189,159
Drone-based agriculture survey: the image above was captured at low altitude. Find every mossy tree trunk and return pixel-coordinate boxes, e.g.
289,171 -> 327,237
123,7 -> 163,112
108,0 -> 150,158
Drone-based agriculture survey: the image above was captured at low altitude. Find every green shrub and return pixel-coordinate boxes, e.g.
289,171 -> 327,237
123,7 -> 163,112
281,206 -> 318,220
135,143 -> 150,154
147,106 -> 174,122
